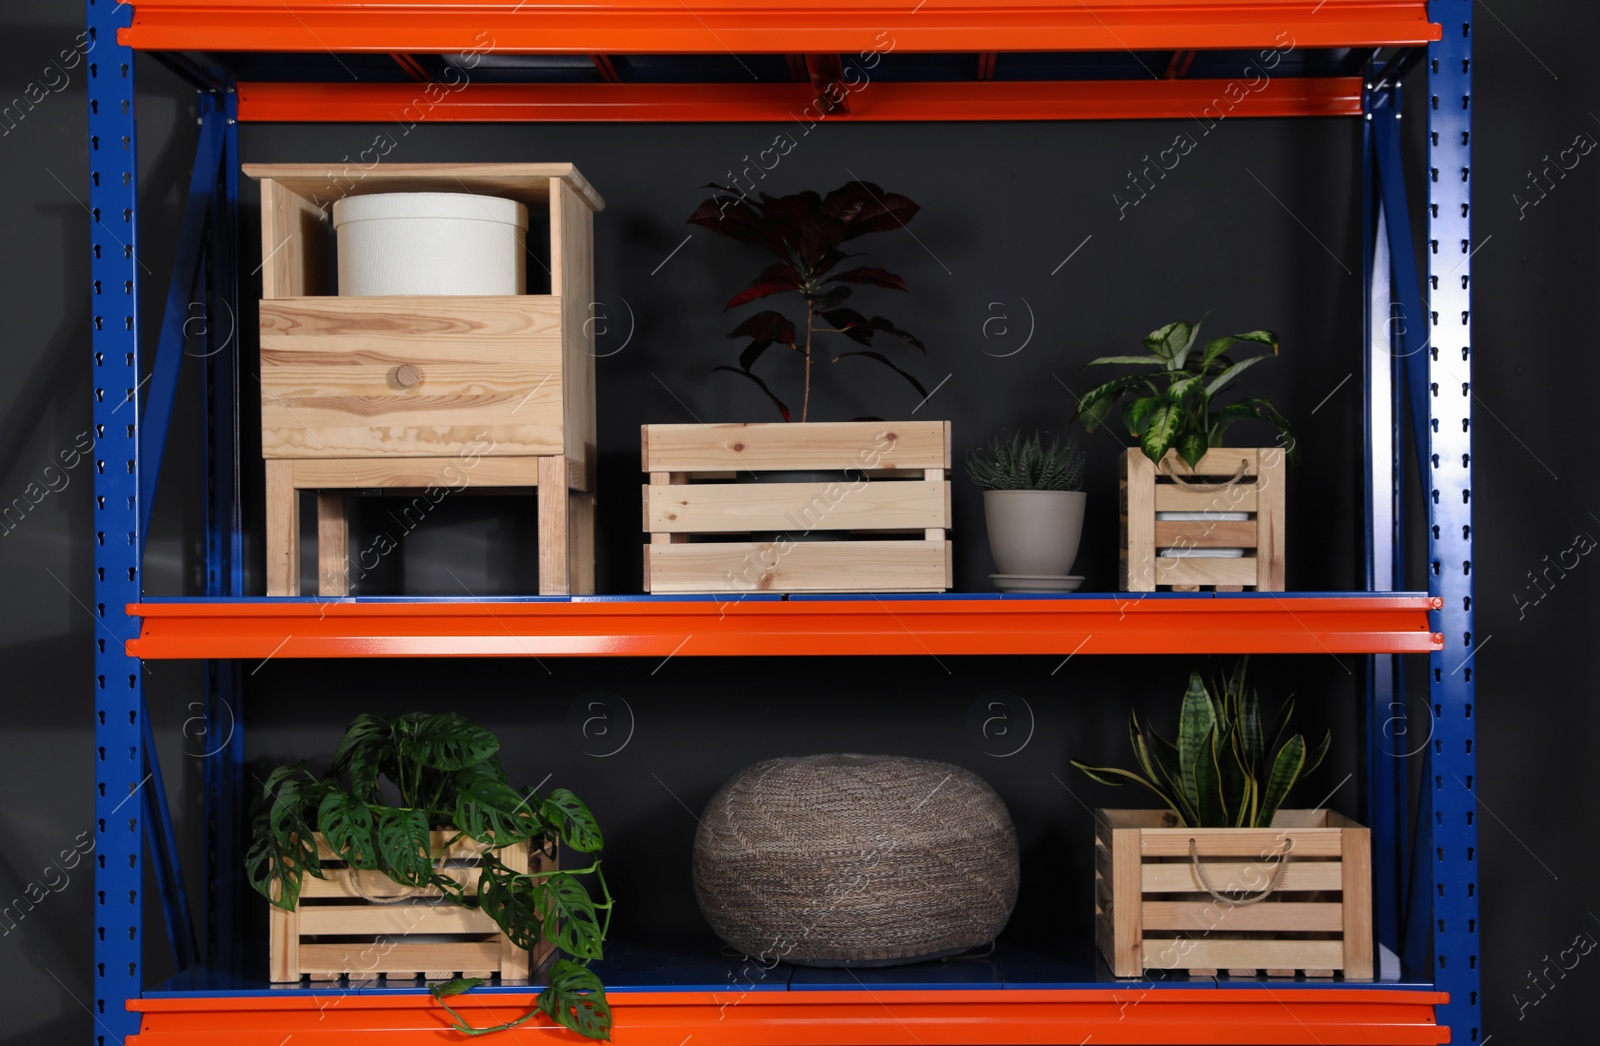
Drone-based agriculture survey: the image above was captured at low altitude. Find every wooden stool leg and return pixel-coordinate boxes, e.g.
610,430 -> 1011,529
570,488 -> 596,595
537,456 -> 571,595
318,493 -> 350,596
265,460 -> 300,596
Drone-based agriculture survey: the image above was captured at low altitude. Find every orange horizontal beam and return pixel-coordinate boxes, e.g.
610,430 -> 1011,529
236,77 -> 1364,123
123,1 -> 1440,54
130,987 -> 1450,1044
125,595 -> 1442,660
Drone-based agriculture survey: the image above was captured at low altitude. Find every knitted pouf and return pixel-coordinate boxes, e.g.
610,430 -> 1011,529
692,753 -> 1019,967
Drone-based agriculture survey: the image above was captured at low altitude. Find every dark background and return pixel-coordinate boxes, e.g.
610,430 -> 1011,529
0,0 -> 1589,1041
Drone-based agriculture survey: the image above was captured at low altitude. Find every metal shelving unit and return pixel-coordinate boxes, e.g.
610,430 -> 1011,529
90,2 -> 1476,1044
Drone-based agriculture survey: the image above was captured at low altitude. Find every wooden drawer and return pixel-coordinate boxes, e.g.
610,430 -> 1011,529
260,296 -> 565,459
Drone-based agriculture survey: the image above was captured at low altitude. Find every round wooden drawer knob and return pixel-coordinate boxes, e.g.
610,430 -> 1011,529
392,363 -> 421,389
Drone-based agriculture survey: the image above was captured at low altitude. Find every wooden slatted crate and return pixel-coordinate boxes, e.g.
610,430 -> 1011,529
269,831 -> 554,983
1119,447 -> 1286,591
1094,809 -> 1372,980
243,163 -> 602,597
642,421 -> 952,594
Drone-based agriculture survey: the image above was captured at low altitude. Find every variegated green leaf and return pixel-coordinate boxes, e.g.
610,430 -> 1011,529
1139,404 -> 1180,464
1193,727 -> 1227,828
1258,735 -> 1307,828
1203,353 -> 1270,398
1176,673 -> 1216,820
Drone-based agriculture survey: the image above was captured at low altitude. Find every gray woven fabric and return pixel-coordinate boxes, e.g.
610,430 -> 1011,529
692,753 -> 1019,967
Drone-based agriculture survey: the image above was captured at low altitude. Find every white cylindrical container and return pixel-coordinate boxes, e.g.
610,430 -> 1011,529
1155,510 -> 1248,557
332,192 -> 528,296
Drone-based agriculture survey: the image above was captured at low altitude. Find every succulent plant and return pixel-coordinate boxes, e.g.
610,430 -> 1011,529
966,430 -> 1085,492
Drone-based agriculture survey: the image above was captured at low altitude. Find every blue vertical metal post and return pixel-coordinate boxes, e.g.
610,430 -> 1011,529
88,0 -> 145,1041
1427,0 -> 1480,1040
201,81 -> 247,974
1362,77 -> 1408,961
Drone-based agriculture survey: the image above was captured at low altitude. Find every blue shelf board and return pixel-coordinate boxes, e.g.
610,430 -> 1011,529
142,938 -> 1438,999
131,590 -> 1430,607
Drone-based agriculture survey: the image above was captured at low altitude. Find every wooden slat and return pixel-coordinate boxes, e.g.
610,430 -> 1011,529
1158,448 -> 1260,477
1153,484 -> 1260,512
269,904 -> 297,982
1139,827 -> 1342,858
1142,860 -> 1344,893
258,178 -> 325,300
313,831 -> 505,862
643,421 -> 949,471
645,540 -> 949,594
260,299 -> 564,460
265,459 -> 299,596
1141,938 -> 1345,972
295,904 -> 500,936
1154,520 -> 1259,548
1142,900 -> 1345,932
646,479 -> 948,533
1111,827 -> 1143,977
259,296 -> 563,339
1122,450 -> 1157,591
569,489 -> 597,596
317,494 -> 349,596
1257,446 -> 1288,591
291,456 -> 540,489
1341,827 -> 1375,978
553,178 -> 597,478
242,162 -> 606,215
297,940 -> 501,976
538,454 -> 571,594
1153,555 -> 1260,587
299,864 -> 481,900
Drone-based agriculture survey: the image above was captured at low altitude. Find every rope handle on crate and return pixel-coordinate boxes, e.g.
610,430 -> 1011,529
1187,835 -> 1295,906
1159,456 -> 1251,492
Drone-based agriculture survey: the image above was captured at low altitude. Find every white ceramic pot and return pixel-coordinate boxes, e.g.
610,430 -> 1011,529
982,489 -> 1087,577
331,192 -> 528,296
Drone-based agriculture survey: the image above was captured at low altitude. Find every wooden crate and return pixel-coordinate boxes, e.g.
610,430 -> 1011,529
243,163 -> 603,597
1119,447 -> 1285,592
642,421 -> 952,594
269,831 -> 554,983
1094,808 -> 1373,980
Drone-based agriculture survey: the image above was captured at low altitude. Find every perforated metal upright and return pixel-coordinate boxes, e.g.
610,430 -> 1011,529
88,0 -> 145,1042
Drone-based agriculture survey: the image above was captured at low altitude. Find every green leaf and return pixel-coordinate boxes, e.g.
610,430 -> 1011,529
1258,735 -> 1307,828
1167,318 -> 1204,369
1193,727 -> 1227,828
1122,396 -> 1161,438
1085,355 -> 1168,367
1240,681 -> 1265,782
538,959 -> 613,1041
431,977 -> 486,999
1215,721 -> 1246,822
542,788 -> 604,853
316,789 -> 381,870
399,713 -> 500,772
1165,373 -> 1204,403
453,763 -> 542,846
1303,729 -> 1332,779
1071,375 -> 1143,431
334,713 -> 393,803
374,806 -> 435,888
1071,761 -> 1188,825
1129,715 -> 1195,826
1203,353 -> 1270,398
245,765 -> 326,911
1175,673 -> 1216,820
535,872 -> 609,960
1138,404 -> 1180,464
1176,432 -> 1208,471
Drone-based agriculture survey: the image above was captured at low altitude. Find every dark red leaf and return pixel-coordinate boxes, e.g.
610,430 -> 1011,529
727,310 -> 796,345
819,308 -> 924,352
798,211 -> 849,268
844,190 -> 919,239
825,266 -> 907,291
829,350 -> 929,398
713,365 -> 791,421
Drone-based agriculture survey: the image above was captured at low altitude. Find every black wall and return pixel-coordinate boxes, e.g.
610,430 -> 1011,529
0,0 -> 1592,1041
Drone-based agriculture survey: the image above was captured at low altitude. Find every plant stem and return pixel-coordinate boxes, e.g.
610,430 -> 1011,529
802,296 -> 815,423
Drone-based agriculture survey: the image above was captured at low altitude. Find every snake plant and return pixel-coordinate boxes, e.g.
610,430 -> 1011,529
1071,660 -> 1329,828
247,712 -> 613,1040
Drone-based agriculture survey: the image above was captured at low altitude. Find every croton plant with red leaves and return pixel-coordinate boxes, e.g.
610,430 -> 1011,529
687,181 -> 927,422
